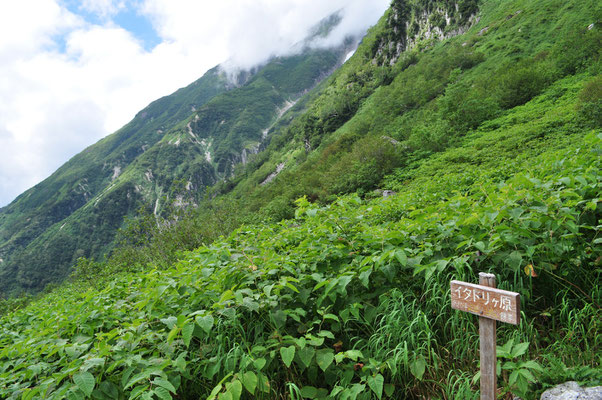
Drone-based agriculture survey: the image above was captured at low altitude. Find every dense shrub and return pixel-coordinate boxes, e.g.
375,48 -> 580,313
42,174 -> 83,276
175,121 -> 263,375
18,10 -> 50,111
439,81 -> 500,132
261,196 -> 295,222
408,119 -> 452,152
552,27 -> 602,76
577,75 -> 602,127
495,60 -> 555,109
325,136 -> 402,195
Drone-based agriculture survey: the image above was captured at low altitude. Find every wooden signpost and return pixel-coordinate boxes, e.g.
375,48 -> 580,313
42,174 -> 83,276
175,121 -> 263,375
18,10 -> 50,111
451,273 -> 521,400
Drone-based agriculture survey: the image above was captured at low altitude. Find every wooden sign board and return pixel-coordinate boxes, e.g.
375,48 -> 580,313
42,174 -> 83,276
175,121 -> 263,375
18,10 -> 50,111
451,280 -> 520,325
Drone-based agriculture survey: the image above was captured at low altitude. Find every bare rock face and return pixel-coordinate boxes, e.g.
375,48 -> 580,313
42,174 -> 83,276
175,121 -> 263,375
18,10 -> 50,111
540,382 -> 602,400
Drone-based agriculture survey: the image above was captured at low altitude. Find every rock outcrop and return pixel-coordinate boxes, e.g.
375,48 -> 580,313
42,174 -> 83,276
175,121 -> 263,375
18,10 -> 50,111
540,382 -> 602,400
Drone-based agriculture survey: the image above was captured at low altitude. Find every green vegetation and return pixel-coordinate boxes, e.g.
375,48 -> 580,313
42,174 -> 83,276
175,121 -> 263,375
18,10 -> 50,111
0,0 -> 601,398
1,129 -> 599,398
0,31 -> 352,295
0,67 -> 230,294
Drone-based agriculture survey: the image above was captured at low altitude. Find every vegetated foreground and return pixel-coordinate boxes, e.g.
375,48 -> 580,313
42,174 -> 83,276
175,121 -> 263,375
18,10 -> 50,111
1,110 -> 600,400
1,0 -> 601,398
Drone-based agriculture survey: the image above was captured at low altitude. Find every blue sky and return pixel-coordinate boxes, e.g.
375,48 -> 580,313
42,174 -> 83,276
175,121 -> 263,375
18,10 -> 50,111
0,0 -> 390,207
60,0 -> 162,51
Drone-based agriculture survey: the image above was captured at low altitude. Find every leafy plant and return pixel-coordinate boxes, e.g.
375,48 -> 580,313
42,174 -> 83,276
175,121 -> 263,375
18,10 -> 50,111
497,339 -> 543,398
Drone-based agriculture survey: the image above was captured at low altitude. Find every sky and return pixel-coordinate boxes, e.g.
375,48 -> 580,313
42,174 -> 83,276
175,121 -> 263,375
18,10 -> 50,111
0,0 -> 390,207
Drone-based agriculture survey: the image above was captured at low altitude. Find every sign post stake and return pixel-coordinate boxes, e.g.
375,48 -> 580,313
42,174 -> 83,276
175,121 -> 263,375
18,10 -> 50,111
450,274 -> 520,399
478,272 -> 497,400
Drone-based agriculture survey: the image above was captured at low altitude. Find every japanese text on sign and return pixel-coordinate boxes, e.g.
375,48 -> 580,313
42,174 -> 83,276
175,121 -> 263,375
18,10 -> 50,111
450,280 -> 520,325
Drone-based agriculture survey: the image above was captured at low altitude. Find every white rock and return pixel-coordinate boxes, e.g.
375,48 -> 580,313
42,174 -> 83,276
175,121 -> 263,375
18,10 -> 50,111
540,382 -> 602,400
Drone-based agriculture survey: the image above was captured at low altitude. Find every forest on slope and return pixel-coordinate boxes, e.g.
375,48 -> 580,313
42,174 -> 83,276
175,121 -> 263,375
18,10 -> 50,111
0,0 -> 600,398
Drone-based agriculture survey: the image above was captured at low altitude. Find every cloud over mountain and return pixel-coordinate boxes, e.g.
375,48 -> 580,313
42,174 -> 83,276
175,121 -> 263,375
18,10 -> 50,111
0,0 -> 389,207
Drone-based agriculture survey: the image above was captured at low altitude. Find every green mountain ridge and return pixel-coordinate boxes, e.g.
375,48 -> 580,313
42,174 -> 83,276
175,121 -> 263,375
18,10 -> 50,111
0,18 -> 359,294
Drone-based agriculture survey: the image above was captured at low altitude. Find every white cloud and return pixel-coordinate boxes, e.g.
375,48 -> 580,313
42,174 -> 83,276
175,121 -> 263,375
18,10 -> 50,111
80,0 -> 126,18
0,0 -> 389,207
141,0 -> 390,70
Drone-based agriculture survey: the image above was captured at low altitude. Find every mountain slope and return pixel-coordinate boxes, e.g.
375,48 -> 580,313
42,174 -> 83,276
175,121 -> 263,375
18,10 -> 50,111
208,0 -> 600,223
0,67 -> 230,289
0,19 -> 359,294
0,0 -> 600,399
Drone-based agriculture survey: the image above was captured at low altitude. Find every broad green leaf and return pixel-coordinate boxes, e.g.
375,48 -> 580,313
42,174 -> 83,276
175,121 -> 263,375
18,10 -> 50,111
344,350 -> 363,361
242,297 -> 259,312
280,346 -> 295,368
336,275 -> 353,294
167,326 -> 180,343
300,386 -> 318,398
142,391 -> 154,400
518,368 -> 537,382
367,374 -> 384,400
152,378 -> 176,393
218,391 -> 232,400
359,269 -> 371,288
82,357 -> 105,371
257,373 -> 270,393
509,370 -> 519,386
285,282 -> 300,293
511,342 -> 529,357
125,371 -> 151,390
297,346 -> 315,369
253,358 -> 266,370
520,360 -> 543,372
196,315 -> 214,334
502,361 -> 518,370
73,371 -> 95,397
174,354 -> 187,372
499,339 -> 514,358
125,367 -> 164,391
307,335 -> 324,346
410,357 -> 426,381
121,367 -> 136,389
67,389 -> 85,400
317,330 -> 334,339
153,387 -> 172,400
226,380 -> 242,400
22,388 -> 39,400
270,310 -> 287,329
315,349 -> 334,372
128,385 -> 149,400
329,386 -> 344,397
384,383 -> 395,397
323,313 -> 339,322
208,383 -> 223,400
394,250 -> 407,266
181,322 -> 194,347
160,316 -> 177,330
242,371 -> 257,394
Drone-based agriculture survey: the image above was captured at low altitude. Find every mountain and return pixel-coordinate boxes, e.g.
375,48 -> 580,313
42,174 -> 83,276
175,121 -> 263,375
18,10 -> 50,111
0,67 -> 230,291
0,15 -> 358,295
0,0 -> 601,398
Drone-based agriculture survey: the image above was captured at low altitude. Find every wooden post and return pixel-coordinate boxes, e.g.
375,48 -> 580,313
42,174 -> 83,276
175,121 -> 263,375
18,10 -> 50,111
479,272 -> 496,400
450,275 -> 520,398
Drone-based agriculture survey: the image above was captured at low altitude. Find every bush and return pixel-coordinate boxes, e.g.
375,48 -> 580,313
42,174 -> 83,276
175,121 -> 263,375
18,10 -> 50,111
552,28 -> 602,76
439,81 -> 500,132
408,119 -> 452,152
262,196 -> 295,222
495,60 -> 555,109
577,75 -> 602,127
326,136 -> 402,195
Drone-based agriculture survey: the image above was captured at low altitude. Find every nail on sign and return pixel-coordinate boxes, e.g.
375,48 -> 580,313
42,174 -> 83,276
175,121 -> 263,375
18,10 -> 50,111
450,280 -> 520,325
